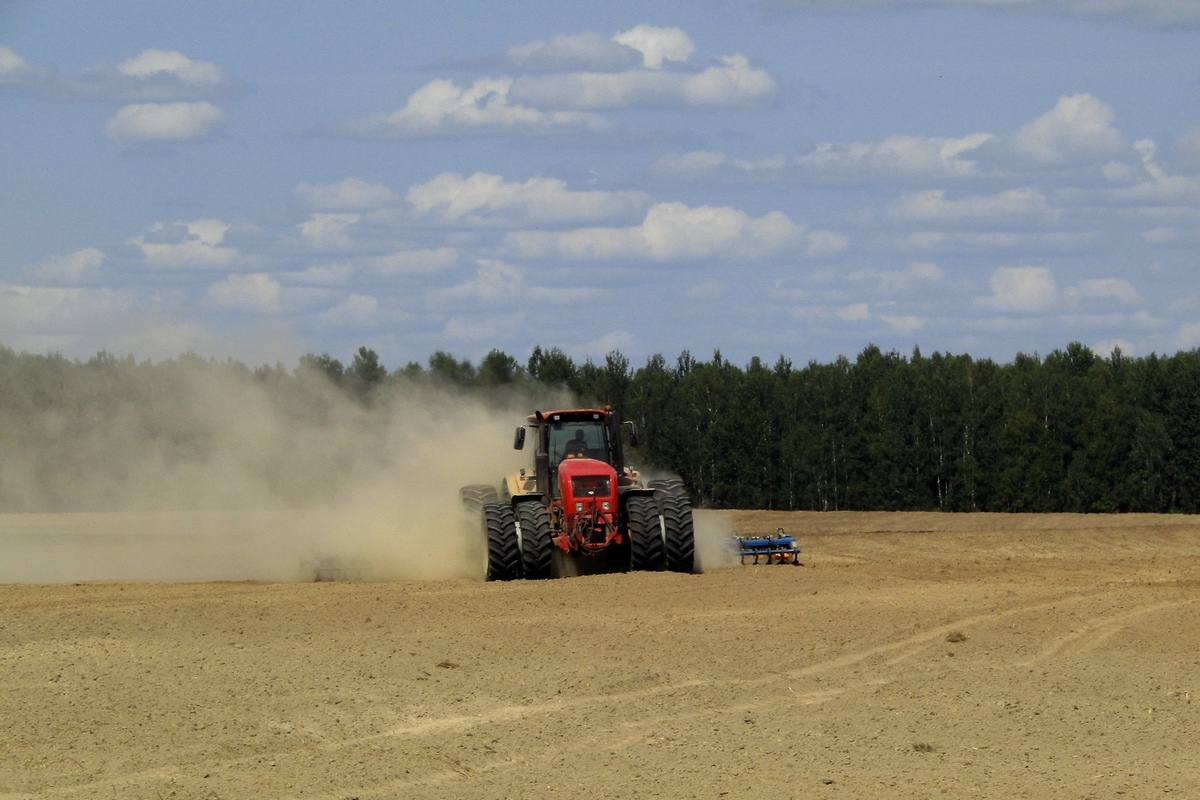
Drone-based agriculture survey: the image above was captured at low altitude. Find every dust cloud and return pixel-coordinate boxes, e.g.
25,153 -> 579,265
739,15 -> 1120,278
0,364 -> 565,584
692,510 -> 740,571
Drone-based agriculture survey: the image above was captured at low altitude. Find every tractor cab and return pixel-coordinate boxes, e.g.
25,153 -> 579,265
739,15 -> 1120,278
512,408 -> 637,501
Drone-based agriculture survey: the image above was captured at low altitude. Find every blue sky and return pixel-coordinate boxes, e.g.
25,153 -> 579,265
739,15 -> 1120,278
2,1 -> 1199,369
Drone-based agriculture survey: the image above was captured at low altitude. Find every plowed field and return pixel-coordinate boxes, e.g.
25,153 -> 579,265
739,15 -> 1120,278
4,510 -> 1200,799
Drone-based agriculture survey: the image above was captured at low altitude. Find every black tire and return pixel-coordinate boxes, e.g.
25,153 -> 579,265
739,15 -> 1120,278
626,495 -> 665,572
648,478 -> 686,497
516,502 -> 553,580
661,492 -> 696,574
482,502 -> 520,581
461,484 -> 499,513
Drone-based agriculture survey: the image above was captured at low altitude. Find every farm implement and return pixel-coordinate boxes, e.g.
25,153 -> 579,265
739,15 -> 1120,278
734,528 -> 802,565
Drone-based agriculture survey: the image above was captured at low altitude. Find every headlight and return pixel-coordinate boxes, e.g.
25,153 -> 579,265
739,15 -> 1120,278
575,501 -> 583,512
601,500 -> 611,511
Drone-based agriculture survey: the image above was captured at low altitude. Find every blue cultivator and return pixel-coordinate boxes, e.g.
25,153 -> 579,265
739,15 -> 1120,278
734,528 -> 802,565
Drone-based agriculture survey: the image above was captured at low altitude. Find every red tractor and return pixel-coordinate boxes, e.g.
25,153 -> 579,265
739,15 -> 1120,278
460,407 -> 695,580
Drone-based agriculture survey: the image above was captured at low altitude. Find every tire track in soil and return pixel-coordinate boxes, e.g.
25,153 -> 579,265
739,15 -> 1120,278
1014,598 -> 1197,668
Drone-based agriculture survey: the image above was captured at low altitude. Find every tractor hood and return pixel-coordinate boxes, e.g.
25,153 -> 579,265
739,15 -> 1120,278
557,457 -> 618,509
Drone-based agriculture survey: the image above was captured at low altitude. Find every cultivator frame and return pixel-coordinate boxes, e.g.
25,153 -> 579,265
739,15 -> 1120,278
734,528 -> 802,565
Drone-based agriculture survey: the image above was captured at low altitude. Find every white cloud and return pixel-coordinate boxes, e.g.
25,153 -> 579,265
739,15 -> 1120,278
806,229 -> 850,257
852,261 -> 946,294
406,172 -> 647,223
1092,338 -> 1136,358
1013,93 -> 1124,166
316,294 -> 379,328
511,53 -> 775,110
512,201 -> 800,262
295,179 -> 396,212
204,273 -> 283,314
117,50 -> 225,85
506,32 -> 637,71
795,133 -> 994,177
879,313 -> 926,334
978,266 -> 1059,313
26,248 -> 105,284
0,45 -> 48,86
339,77 -> 611,138
0,283 -> 132,334
612,25 -> 695,69
1177,321 -> 1200,349
297,213 -> 359,249
129,219 -> 238,268
837,303 -> 871,321
104,101 -> 225,142
285,248 -> 458,287
888,187 -> 1056,223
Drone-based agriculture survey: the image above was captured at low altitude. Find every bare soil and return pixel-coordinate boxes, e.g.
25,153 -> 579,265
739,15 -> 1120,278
4,510 -> 1200,799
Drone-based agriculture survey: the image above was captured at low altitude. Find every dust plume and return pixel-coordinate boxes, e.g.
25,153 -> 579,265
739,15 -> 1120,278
692,510 -> 740,571
0,360 -> 568,584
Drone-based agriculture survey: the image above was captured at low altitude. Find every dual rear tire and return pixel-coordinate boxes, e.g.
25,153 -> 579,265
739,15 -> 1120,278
481,501 -> 553,581
625,491 -> 696,574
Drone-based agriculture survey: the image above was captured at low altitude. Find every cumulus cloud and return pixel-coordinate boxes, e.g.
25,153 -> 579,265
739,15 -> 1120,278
104,101 -> 225,142
795,133 -> 994,178
26,248 -> 105,284
806,229 -> 850,257
611,24 -> 695,69
117,49 -> 224,85
978,266 -> 1059,313
406,172 -> 648,224
511,53 -> 775,110
285,248 -> 458,287
3,46 -> 238,102
498,25 -> 694,73
511,201 -> 800,262
1013,94 -> 1124,166
0,283 -> 133,335
505,32 -> 639,72
0,45 -> 49,87
128,220 -> 238,268
316,293 -> 379,328
297,213 -> 359,249
338,76 -> 612,138
204,273 -> 284,314
887,187 -> 1057,223
295,179 -> 397,212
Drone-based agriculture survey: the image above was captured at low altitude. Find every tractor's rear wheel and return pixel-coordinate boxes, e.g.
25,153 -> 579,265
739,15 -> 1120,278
626,495 -> 665,571
482,502 -> 520,581
516,502 -> 553,580
661,492 -> 696,573
649,478 -> 686,497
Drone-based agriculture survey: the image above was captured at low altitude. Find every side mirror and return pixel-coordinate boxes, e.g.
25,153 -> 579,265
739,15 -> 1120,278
513,426 -> 526,450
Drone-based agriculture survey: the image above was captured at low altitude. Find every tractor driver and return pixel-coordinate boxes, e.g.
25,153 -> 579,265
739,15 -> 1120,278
563,429 -> 588,459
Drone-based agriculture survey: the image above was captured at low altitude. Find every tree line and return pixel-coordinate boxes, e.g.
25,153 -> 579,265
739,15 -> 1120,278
2,341 -> 1198,513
